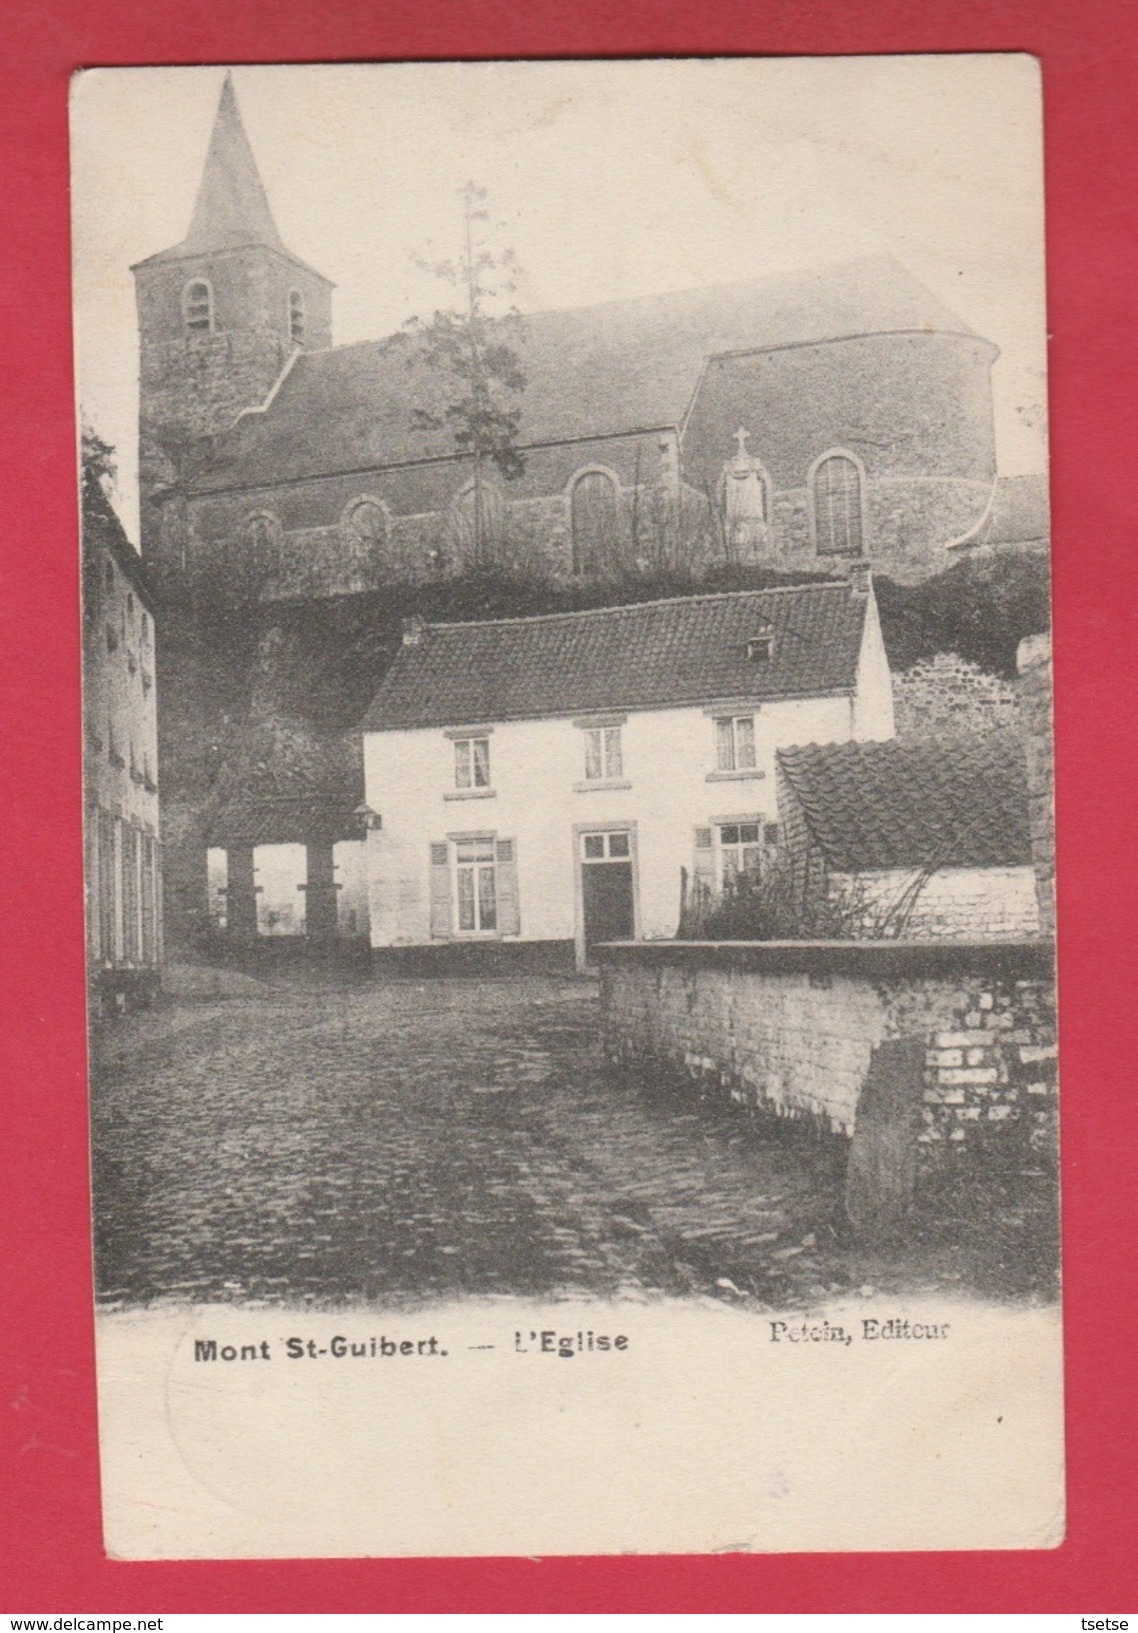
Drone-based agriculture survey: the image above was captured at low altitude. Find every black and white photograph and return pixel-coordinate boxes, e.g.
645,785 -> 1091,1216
73,56 -> 1061,1558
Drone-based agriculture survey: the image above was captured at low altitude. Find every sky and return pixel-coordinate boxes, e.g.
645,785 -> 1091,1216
71,56 -> 1049,542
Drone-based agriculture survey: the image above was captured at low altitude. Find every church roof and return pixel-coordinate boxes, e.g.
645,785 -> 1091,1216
192,256 -> 989,494
776,731 -> 1031,873
132,75 -> 329,280
362,582 -> 869,731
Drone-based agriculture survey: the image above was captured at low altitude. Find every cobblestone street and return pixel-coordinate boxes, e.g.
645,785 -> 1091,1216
91,973 -> 1056,1309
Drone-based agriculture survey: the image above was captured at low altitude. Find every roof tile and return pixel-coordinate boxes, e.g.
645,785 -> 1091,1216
363,583 -> 868,730
777,731 -> 1031,872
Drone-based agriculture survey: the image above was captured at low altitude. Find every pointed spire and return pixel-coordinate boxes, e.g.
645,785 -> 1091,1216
181,73 -> 286,255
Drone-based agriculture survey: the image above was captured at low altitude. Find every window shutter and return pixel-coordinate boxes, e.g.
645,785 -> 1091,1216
429,842 -> 452,938
496,838 -> 520,936
693,827 -> 715,897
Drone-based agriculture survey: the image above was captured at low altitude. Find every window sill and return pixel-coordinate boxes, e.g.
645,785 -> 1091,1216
443,787 -> 497,801
574,779 -> 632,794
706,769 -> 766,783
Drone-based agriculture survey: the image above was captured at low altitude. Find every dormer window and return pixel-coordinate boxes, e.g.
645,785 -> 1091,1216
745,633 -> 773,663
183,279 -> 214,334
289,289 -> 306,345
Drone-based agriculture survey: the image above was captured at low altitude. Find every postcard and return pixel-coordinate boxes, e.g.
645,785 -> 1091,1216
72,54 -> 1060,1558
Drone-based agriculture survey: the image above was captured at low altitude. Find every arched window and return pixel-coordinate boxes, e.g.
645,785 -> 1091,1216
447,478 -> 505,567
811,452 -> 865,556
288,289 -> 306,345
182,279 -> 214,335
569,468 -> 622,576
342,497 -> 390,552
242,511 -> 280,573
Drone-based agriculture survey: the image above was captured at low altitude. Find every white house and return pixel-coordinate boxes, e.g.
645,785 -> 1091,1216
361,574 -> 894,967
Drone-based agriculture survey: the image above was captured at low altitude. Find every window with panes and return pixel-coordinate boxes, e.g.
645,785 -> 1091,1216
718,821 -> 762,881
454,736 -> 491,790
455,838 -> 497,932
812,453 -> 864,555
582,830 -> 631,862
289,289 -> 306,345
715,715 -> 756,772
584,725 -> 623,782
183,279 -> 213,334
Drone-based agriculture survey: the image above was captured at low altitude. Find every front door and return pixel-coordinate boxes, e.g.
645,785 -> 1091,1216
580,829 -> 635,963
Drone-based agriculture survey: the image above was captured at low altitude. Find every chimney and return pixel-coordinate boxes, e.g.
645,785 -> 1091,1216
847,558 -> 872,596
1017,632 -> 1055,938
402,615 -> 427,647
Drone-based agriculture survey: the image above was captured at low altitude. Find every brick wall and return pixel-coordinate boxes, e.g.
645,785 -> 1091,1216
893,653 -> 1019,739
600,942 -> 1056,1171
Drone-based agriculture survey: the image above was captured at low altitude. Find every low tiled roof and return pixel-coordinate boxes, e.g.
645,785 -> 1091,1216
206,795 -> 368,847
193,256 -> 984,494
776,731 -> 1031,872
363,582 -> 868,731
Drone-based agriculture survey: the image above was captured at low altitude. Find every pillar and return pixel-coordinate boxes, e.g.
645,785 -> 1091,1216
305,842 -> 338,941
226,845 -> 258,941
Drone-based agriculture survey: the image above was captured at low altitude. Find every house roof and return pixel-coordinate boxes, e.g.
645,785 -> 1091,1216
362,582 -> 869,732
132,75 -> 329,281
192,256 -> 987,494
776,731 -> 1031,873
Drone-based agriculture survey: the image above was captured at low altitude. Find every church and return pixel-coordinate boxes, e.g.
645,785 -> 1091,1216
134,76 -> 1006,599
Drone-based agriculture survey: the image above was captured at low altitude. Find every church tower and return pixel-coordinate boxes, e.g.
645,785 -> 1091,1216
131,74 -> 333,565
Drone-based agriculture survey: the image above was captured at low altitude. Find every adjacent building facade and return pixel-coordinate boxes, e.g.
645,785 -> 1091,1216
82,479 -> 163,1005
361,578 -> 894,967
134,77 -> 1006,600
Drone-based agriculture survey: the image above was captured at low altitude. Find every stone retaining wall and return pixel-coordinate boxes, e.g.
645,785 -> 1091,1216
600,941 -> 1057,1172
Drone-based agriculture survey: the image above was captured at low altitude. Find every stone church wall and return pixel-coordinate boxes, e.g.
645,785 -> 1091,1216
682,331 -> 998,581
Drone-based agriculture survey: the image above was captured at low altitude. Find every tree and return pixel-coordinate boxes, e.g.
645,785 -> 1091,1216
81,423 -> 117,505
401,183 -> 527,567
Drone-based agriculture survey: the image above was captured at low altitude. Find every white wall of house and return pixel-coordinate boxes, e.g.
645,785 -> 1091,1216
206,846 -> 229,931
334,839 -> 370,938
365,686 -> 883,956
253,842 -> 307,936
851,590 -> 896,741
832,865 -> 1041,941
